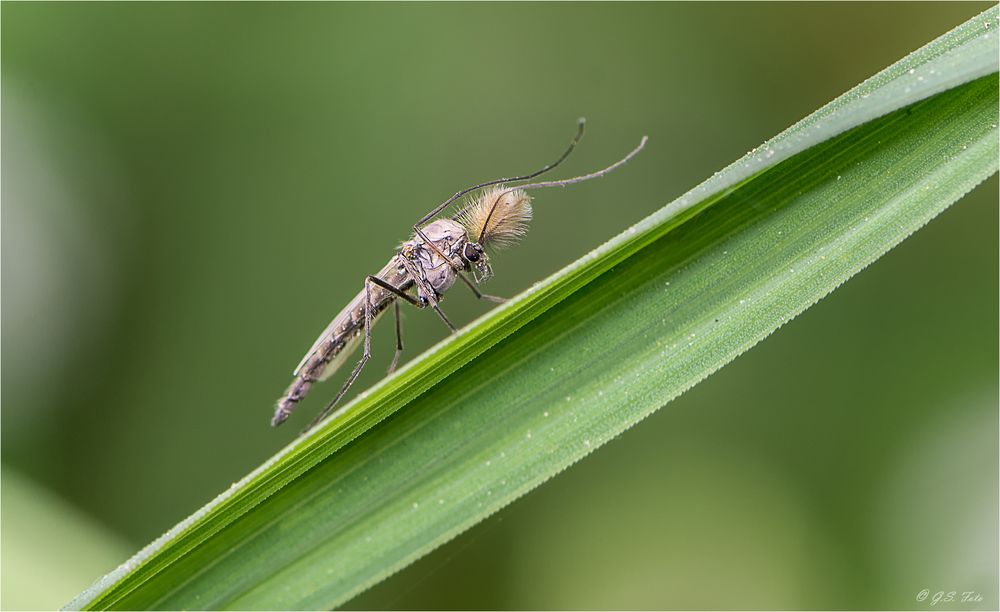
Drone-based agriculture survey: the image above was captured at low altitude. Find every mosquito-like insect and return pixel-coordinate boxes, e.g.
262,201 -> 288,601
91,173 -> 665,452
273,119 -> 647,430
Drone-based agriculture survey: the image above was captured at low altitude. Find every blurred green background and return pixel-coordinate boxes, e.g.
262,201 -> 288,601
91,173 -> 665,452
2,3 -> 996,610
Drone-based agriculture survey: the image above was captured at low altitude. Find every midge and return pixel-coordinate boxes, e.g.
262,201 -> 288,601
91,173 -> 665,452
273,119 -> 647,430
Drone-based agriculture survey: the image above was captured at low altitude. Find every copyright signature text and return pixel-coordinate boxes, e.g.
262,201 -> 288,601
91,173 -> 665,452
916,589 -> 984,606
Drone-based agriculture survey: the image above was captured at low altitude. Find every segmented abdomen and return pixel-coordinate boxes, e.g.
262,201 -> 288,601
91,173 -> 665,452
272,329 -> 353,426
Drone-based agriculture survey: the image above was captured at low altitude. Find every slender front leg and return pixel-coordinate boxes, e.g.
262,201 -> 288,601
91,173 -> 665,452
397,255 -> 457,333
388,301 -> 403,374
431,303 -> 456,331
456,274 -> 507,304
411,225 -> 507,305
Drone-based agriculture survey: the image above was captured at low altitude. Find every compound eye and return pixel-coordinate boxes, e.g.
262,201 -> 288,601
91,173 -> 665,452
464,242 -> 481,262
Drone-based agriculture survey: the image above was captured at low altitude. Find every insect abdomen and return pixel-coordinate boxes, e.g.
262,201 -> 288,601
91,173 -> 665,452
272,333 -> 349,426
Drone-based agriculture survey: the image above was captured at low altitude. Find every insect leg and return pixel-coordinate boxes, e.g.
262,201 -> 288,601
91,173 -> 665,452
455,273 -> 507,304
368,273 -> 421,371
304,277 -> 377,432
368,274 -> 421,307
388,301 -> 403,374
370,272 -> 455,335
431,303 -> 456,331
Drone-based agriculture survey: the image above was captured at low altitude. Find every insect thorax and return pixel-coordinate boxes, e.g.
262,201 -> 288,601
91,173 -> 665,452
401,219 -> 471,297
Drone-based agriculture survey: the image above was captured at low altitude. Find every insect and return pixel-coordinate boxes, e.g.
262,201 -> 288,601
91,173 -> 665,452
273,119 -> 647,430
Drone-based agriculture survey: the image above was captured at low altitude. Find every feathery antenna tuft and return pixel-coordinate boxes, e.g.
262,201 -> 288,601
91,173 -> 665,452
455,186 -> 533,249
